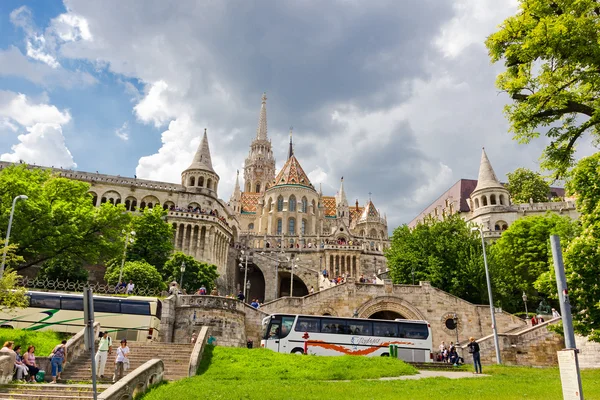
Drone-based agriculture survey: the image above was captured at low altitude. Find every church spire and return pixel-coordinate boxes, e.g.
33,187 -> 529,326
187,128 -> 214,172
337,177 -> 348,205
288,127 -> 294,159
234,169 -> 241,195
474,147 -> 503,191
256,92 -> 268,140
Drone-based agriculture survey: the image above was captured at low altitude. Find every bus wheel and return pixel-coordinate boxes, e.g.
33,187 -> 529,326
291,348 -> 304,355
381,353 -> 389,357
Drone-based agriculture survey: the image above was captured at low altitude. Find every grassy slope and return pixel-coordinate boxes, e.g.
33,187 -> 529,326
0,330 -> 71,356
143,346 -> 600,400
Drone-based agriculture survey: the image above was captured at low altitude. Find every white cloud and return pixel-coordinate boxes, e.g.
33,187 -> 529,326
133,81 -> 179,127
26,35 -> 60,68
1,123 -> 76,168
51,12 -> 92,42
115,122 -> 130,141
0,91 -> 75,168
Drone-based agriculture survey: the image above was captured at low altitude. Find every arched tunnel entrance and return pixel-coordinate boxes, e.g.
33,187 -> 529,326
236,263 -> 266,303
278,272 -> 309,297
369,310 -> 406,320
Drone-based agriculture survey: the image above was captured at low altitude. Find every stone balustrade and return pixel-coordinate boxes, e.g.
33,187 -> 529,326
168,210 -> 233,234
188,326 -> 209,376
0,352 -> 15,384
65,321 -> 100,366
98,359 -> 164,400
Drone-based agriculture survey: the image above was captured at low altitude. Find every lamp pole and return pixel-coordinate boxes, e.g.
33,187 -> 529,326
118,230 -> 135,287
0,195 -> 28,279
243,252 -> 249,300
180,261 -> 186,290
522,292 -> 528,321
472,226 -> 502,364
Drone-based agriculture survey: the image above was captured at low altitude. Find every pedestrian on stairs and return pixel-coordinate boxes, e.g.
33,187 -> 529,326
95,332 -> 112,379
50,340 -> 67,383
113,339 -> 130,383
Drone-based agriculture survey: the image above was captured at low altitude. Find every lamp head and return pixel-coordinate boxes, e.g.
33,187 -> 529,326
17,195 -> 28,200
470,227 -> 479,232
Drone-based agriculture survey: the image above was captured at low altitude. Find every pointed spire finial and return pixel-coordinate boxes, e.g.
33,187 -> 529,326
473,147 -> 504,192
288,127 -> 294,159
369,191 -> 372,201
185,128 -> 214,172
256,93 -> 268,140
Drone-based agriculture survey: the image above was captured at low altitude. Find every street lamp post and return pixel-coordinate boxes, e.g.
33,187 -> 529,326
453,312 -> 459,346
180,261 -> 186,290
0,195 -> 28,279
522,292 -> 528,320
239,251 -> 249,300
290,257 -> 299,297
471,226 -> 502,364
118,230 -> 135,287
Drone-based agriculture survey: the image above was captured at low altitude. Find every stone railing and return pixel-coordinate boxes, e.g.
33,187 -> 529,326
188,326 -> 209,376
66,322 -> 100,365
0,352 -> 15,384
168,211 -> 233,234
98,359 -> 164,400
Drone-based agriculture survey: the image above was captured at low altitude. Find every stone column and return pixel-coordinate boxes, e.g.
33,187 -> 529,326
173,223 -> 179,250
195,228 -> 203,260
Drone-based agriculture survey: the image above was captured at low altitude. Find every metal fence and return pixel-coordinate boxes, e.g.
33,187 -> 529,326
17,277 -> 162,297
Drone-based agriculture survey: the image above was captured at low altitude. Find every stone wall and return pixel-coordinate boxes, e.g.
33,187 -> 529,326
170,295 -> 247,347
576,335 -> 600,369
243,304 -> 269,346
461,318 -> 564,367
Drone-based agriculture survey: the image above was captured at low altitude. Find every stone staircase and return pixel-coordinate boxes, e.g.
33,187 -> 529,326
60,342 -> 193,384
0,383 -> 110,400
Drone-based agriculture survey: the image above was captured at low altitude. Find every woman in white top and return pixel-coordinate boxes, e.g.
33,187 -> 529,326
112,339 -> 130,383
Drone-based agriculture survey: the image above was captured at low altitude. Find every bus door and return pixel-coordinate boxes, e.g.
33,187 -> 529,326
278,316 -> 295,353
265,317 -> 282,352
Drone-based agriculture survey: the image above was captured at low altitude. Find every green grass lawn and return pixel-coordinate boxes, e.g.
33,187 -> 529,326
0,329 -> 71,356
141,346 -> 600,400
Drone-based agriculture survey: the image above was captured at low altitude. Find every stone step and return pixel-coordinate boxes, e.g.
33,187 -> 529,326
0,383 -> 108,400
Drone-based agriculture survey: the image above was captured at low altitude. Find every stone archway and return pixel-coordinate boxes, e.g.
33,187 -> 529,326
356,296 -> 426,321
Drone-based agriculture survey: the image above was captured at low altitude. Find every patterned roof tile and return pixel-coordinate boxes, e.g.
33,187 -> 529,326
322,196 -> 337,217
241,192 -> 261,213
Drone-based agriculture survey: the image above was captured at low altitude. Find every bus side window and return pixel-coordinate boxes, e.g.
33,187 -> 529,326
268,320 -> 281,338
29,294 -> 60,309
61,297 -> 83,311
373,322 -> 398,337
280,316 -> 295,338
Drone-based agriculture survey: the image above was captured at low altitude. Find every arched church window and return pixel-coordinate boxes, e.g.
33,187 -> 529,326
207,178 -> 212,190
499,194 -> 505,205
301,219 -> 307,235
256,183 -> 261,193
277,218 -> 283,234
289,218 -> 296,235
490,194 -> 496,205
189,176 -> 195,186
474,198 -> 480,209
199,176 -> 204,187
101,197 -> 107,204
277,196 -> 284,212
301,197 -> 308,213
482,196 -> 488,206
311,200 -> 316,214
289,195 -> 296,212
140,201 -> 146,209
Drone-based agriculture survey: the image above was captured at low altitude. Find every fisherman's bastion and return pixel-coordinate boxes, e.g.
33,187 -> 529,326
2,94 -> 598,367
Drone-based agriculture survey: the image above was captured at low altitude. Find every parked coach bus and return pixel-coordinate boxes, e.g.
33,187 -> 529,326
261,314 -> 433,362
0,291 -> 162,341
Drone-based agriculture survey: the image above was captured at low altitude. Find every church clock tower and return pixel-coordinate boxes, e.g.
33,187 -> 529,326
244,93 -> 276,193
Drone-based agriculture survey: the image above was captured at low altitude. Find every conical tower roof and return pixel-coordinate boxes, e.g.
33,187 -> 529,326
272,131 -> 314,189
473,148 -> 504,192
336,177 -> 348,205
256,93 -> 268,141
359,200 -> 380,221
186,128 -> 215,173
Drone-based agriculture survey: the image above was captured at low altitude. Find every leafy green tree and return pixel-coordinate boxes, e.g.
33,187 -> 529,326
127,206 -> 174,277
38,254 -> 88,283
164,252 -> 218,293
0,165 -> 131,272
552,153 -> 600,342
0,269 -> 29,312
104,260 -> 166,292
486,0 -> 600,177
490,213 -> 579,313
506,168 -> 551,204
385,215 -> 490,305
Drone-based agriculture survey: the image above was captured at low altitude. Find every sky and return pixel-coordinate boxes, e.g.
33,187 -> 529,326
0,0 -> 596,230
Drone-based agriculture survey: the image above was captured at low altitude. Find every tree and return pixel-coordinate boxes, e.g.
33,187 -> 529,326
104,260 -> 166,292
0,165 -> 131,272
506,168 -> 551,204
127,206 -> 174,277
0,270 -> 29,312
486,1 -> 600,177
164,252 -> 218,293
556,153 -> 600,341
38,254 -> 88,283
490,213 -> 579,313
385,215 -> 490,305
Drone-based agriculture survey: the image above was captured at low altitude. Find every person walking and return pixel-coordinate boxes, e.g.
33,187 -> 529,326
49,340 -> 67,383
113,339 -> 130,382
467,337 -> 482,374
95,332 -> 112,378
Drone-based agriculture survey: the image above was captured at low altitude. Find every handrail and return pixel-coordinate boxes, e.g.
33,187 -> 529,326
98,359 -> 164,400
188,326 -> 209,376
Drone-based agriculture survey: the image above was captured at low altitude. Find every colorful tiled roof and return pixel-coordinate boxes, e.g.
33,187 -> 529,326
272,155 -> 313,189
241,192 -> 261,213
350,207 -> 364,222
322,196 -> 336,217
359,200 -> 380,221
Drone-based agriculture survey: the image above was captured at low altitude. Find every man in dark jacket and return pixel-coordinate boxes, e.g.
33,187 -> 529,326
467,337 -> 482,374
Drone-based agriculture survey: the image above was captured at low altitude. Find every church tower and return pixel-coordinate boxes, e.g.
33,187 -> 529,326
468,148 -> 510,211
244,93 -> 276,193
335,177 -> 350,227
229,170 -> 242,214
182,128 -> 220,196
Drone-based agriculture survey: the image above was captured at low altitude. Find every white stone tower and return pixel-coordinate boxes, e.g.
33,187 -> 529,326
244,93 -> 276,193
335,177 -> 350,227
468,148 -> 510,212
181,128 -> 220,196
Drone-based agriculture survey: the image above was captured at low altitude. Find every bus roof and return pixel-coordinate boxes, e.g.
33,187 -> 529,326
27,290 -> 160,302
264,313 -> 429,325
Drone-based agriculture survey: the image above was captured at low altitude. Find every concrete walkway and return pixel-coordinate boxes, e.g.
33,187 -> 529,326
379,370 -> 489,381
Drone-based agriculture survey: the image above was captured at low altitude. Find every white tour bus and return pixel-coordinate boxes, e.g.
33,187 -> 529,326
261,313 -> 433,362
0,291 -> 162,341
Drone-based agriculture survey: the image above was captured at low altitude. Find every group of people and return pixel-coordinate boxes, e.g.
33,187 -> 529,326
437,341 -> 463,366
168,205 -> 230,227
95,331 -> 130,382
1,339 -> 68,384
195,285 -> 218,296
114,280 -> 136,295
